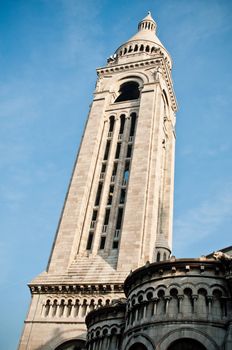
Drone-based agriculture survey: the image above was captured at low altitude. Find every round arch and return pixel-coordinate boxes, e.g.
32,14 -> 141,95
167,338 -> 206,350
42,328 -> 86,350
157,327 -> 219,350
129,343 -> 148,350
124,333 -> 155,350
115,81 -> 140,102
55,339 -> 86,350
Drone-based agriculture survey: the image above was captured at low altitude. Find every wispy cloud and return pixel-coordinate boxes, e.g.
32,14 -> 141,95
163,0 -> 232,54
174,182 -> 232,254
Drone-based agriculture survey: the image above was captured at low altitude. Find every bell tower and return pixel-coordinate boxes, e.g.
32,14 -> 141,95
19,12 -> 177,350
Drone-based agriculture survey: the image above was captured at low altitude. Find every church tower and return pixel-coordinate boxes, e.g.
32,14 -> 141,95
19,12 -> 177,350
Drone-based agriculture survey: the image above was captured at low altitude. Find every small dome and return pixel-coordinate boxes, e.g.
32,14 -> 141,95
127,11 -> 163,48
109,12 -> 172,69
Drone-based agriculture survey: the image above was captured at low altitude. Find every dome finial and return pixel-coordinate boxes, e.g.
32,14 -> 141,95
138,11 -> 157,33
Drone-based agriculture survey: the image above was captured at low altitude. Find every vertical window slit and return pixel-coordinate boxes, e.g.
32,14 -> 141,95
116,208 -> 123,230
104,209 -> 110,226
115,143 -> 121,159
104,140 -> 111,161
120,188 -> 126,204
129,113 -> 137,137
123,161 -> 130,185
107,186 -> 114,205
119,115 -> 126,134
109,116 -> 115,132
95,183 -> 103,206
100,236 -> 106,250
127,144 -> 132,158
86,232 -> 94,250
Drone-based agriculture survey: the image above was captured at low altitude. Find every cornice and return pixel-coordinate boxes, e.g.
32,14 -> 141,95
124,259 -> 225,296
96,56 -> 177,112
29,283 -> 124,295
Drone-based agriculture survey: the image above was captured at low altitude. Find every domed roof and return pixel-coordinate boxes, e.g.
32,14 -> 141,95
110,12 -> 172,69
126,11 -> 164,49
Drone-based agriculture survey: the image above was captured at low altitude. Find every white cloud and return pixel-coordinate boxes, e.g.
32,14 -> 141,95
174,182 -> 232,254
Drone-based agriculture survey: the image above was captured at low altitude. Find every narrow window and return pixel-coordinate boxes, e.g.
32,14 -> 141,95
127,144 -> 132,158
101,163 -> 106,173
104,140 -> 111,161
112,240 -> 119,249
120,188 -> 126,204
129,113 -> 137,137
104,208 -> 110,225
123,161 -> 130,185
95,183 -> 103,206
99,236 -> 106,250
90,210 -> 98,229
112,162 -> 118,176
163,89 -> 169,106
157,251 -> 161,262
116,207 -> 124,230
92,210 -> 98,221
115,143 -> 121,159
146,45 -> 150,52
86,232 -> 94,250
111,162 -> 118,183
119,115 -> 126,134
134,44 -> 138,52
140,44 -> 144,51
109,116 -> 115,132
107,186 -> 114,205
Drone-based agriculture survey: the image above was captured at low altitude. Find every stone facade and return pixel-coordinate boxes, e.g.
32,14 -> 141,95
86,258 -> 232,350
19,12 -> 177,350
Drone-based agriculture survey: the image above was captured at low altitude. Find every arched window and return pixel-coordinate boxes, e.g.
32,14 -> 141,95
157,251 -> 161,262
119,114 -> 126,134
115,82 -> 140,102
109,116 -> 115,132
168,338 -> 206,350
55,339 -> 86,350
163,89 -> 169,106
129,113 -> 137,137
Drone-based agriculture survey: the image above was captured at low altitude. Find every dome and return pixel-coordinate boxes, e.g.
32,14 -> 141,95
111,12 -> 171,68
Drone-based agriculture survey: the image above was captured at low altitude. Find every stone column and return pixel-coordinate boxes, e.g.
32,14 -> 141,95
178,295 -> 184,314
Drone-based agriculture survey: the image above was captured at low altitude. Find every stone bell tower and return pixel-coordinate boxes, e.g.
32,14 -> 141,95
19,12 -> 177,350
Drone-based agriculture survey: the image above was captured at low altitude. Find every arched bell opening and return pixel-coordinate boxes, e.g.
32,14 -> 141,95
115,81 -> 140,102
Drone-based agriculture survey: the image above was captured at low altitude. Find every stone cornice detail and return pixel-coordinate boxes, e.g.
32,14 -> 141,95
124,259 -> 225,296
29,283 -> 124,295
96,56 -> 177,112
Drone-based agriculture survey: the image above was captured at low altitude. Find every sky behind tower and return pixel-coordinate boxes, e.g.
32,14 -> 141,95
0,1 -> 232,348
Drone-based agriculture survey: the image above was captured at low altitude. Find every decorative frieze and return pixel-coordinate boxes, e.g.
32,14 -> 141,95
29,283 -> 124,294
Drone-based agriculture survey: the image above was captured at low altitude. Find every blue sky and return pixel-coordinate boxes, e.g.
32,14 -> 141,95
0,0 -> 232,348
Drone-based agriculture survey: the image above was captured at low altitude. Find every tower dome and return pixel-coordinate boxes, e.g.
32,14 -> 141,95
109,12 -> 172,68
